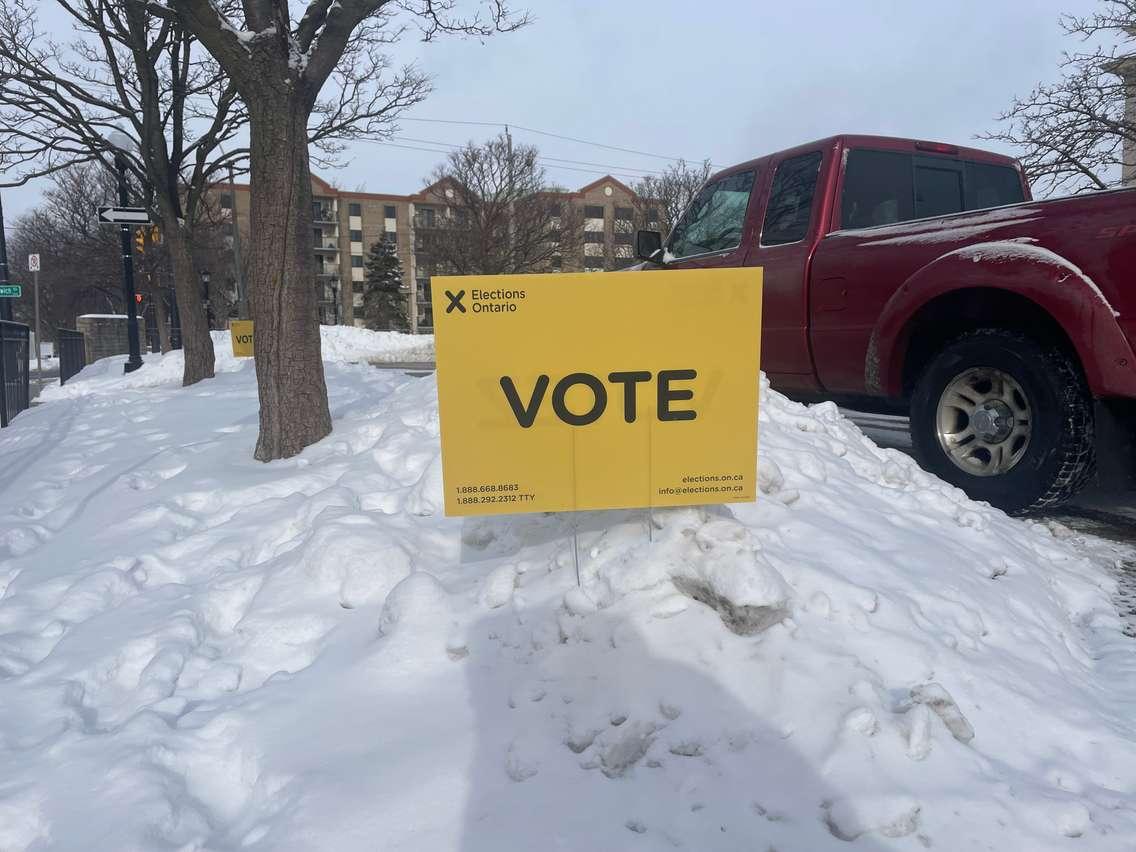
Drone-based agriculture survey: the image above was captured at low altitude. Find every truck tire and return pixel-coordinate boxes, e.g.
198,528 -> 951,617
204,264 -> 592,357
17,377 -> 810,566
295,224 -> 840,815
909,329 -> 1095,514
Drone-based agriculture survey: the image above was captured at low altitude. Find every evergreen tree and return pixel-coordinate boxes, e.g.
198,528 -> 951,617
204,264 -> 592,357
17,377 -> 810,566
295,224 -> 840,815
362,240 -> 408,331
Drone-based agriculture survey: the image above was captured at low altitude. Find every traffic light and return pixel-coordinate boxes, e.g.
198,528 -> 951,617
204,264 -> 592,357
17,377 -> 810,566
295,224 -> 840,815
134,225 -> 161,254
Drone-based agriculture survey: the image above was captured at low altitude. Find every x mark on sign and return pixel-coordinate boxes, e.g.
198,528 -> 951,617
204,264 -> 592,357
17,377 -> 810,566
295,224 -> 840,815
445,289 -> 466,314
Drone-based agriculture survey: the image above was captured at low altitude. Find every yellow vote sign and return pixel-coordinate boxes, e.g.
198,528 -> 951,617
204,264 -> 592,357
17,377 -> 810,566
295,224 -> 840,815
431,268 -> 762,517
230,320 -> 254,357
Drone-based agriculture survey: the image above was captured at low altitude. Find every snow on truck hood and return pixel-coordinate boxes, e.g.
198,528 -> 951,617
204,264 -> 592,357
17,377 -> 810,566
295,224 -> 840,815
0,328 -> 1133,850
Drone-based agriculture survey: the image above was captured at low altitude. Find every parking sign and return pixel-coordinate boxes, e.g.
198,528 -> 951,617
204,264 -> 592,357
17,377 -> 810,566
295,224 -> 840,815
28,254 -> 40,272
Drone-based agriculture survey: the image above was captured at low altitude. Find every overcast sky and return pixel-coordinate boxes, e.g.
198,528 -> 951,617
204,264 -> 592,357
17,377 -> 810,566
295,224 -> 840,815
2,0 -> 1109,222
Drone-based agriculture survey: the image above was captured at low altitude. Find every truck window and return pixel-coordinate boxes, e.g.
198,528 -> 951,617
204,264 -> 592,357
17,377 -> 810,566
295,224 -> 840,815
964,161 -> 1025,209
668,170 -> 755,259
841,149 -> 914,230
914,163 -> 964,219
840,149 -> 1026,230
761,152 -> 822,245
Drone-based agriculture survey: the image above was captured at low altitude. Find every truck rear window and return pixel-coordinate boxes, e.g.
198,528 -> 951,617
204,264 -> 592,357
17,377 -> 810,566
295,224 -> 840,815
964,161 -> 1025,210
840,149 -> 1025,231
842,150 -> 913,229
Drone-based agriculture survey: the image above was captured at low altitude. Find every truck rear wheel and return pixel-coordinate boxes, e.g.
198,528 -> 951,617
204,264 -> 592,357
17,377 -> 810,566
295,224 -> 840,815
909,329 -> 1095,514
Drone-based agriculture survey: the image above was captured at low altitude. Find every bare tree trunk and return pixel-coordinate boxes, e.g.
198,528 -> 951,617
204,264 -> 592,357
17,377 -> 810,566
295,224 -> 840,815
247,92 -> 332,461
165,223 -> 216,384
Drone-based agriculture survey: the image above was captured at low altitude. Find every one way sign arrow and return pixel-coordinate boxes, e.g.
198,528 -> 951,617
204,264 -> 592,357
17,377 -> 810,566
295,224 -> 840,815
97,206 -> 151,225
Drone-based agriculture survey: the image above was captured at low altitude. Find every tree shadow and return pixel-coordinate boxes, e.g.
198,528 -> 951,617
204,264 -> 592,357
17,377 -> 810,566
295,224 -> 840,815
458,590 -> 901,851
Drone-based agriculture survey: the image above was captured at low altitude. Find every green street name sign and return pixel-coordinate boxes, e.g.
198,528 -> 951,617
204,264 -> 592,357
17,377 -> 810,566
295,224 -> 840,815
0,285 -> 21,298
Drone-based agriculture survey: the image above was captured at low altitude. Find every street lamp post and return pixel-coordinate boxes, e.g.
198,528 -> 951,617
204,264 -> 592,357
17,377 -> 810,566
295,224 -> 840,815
200,269 -> 215,328
0,193 -> 12,323
106,130 -> 143,373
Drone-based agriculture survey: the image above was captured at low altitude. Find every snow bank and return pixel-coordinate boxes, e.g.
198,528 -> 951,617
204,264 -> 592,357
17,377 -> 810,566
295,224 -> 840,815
319,324 -> 434,364
1,357 -> 1134,850
38,326 -> 434,402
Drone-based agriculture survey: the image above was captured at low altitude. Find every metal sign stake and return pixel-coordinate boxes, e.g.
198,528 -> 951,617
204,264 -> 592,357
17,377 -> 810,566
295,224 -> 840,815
572,519 -> 581,587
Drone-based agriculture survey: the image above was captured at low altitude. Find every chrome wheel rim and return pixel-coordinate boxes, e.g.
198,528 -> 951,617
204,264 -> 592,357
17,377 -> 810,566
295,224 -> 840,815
936,367 -> 1032,477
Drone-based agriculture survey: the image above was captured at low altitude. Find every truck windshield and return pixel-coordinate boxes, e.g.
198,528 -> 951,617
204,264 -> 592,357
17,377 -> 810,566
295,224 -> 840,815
668,171 -> 755,260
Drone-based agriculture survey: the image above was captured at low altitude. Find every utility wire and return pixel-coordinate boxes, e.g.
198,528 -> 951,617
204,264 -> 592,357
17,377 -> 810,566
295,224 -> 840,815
399,117 -> 717,167
393,136 -> 664,176
373,141 -> 655,183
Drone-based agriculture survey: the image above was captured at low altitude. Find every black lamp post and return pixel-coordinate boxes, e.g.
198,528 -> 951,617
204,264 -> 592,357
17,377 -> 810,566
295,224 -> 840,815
0,192 -> 11,323
200,269 -> 215,329
105,130 -> 143,373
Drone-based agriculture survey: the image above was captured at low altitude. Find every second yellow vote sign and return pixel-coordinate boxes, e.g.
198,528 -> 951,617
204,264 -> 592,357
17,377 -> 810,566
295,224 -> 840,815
230,320 -> 254,357
431,268 -> 763,516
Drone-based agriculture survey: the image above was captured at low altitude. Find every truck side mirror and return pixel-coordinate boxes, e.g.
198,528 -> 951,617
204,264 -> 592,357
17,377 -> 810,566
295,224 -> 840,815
635,230 -> 664,263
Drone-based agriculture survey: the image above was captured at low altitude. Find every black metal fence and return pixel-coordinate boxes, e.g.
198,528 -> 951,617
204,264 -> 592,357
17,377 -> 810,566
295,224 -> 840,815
58,328 -> 86,386
0,320 -> 30,428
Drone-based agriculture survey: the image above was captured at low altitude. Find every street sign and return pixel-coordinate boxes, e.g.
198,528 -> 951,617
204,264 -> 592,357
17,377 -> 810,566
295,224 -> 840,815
231,320 -> 254,357
431,268 -> 763,517
28,254 -> 40,272
0,285 -> 22,298
97,206 -> 151,225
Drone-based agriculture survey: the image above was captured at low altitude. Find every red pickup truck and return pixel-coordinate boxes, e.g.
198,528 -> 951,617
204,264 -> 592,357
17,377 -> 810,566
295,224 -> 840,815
635,134 -> 1136,513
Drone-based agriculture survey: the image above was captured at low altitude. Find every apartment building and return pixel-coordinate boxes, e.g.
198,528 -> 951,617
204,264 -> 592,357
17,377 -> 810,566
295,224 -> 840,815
217,173 -> 658,330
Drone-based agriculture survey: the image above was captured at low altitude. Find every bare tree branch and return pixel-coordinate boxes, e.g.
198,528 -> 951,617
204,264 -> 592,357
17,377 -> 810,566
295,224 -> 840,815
983,1 -> 1136,195
420,133 -> 576,276
632,159 -> 712,235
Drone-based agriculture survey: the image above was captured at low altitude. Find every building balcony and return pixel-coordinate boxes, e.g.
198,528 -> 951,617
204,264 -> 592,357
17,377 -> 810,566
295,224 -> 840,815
313,209 -> 337,225
314,243 -> 339,254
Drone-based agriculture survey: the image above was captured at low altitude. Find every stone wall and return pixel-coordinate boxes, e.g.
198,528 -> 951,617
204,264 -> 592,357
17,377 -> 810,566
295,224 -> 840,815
76,315 -> 147,364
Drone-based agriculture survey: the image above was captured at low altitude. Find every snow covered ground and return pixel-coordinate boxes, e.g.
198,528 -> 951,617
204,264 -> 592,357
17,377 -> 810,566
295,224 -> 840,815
1,334 -> 1134,850
39,327 -> 435,403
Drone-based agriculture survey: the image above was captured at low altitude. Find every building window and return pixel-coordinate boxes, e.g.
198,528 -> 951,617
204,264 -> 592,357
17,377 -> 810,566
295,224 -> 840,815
551,256 -> 562,271
350,229 -> 363,242
646,207 -> 659,225
614,206 -> 633,221
220,192 -> 233,209
583,231 -> 604,244
313,228 -> 323,243
351,256 -> 364,268
583,204 -> 604,219
417,279 -> 433,328
353,281 -> 365,294
383,232 -> 397,246
222,222 -> 234,236
416,207 -> 436,228
349,202 -> 362,216
384,205 -> 397,219
549,202 -> 562,216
